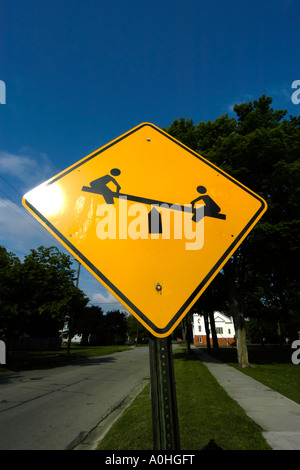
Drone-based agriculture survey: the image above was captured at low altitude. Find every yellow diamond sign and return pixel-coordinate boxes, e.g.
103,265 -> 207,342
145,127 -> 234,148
22,123 -> 267,337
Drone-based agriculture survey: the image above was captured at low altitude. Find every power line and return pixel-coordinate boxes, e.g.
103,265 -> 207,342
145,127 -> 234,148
0,190 -> 86,269
94,302 -> 123,305
0,174 -> 23,198
0,177 -> 124,297
0,179 -> 81,262
0,190 -> 55,244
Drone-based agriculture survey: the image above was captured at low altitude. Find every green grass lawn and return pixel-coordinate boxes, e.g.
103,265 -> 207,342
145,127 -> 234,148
97,348 -> 271,451
3,343 -> 297,450
209,344 -> 300,405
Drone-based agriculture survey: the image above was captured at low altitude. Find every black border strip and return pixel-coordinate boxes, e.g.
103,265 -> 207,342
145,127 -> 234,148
24,123 -> 267,335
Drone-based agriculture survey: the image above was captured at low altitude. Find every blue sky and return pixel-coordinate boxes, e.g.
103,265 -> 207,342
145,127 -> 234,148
0,0 -> 299,311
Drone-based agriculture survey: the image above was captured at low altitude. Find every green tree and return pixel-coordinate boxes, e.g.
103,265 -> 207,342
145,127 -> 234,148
104,310 -> 127,345
164,96 -> 300,366
19,246 -> 87,339
163,118 -> 199,151
63,289 -> 90,352
126,314 -> 149,344
193,272 -> 228,351
74,305 -> 105,345
0,246 -> 21,344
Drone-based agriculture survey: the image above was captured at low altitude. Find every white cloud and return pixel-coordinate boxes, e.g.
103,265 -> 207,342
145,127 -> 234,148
226,94 -> 255,115
0,199 -> 129,311
90,291 -> 119,306
0,149 -> 59,255
227,103 -> 236,113
0,197 -> 57,256
0,150 -> 129,309
88,289 -> 128,313
0,151 -> 55,190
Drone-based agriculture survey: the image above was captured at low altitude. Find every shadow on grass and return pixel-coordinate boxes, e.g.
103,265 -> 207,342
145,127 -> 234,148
198,344 -> 293,365
173,350 -> 200,362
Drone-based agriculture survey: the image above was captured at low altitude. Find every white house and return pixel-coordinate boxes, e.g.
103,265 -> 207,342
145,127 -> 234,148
192,311 -> 235,346
61,322 -> 82,345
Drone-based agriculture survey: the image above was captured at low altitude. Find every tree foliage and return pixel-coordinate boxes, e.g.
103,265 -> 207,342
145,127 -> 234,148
0,246 -> 21,341
0,245 -> 137,348
164,96 -> 300,365
1,95 -> 299,361
0,246 -> 88,344
74,306 -> 128,346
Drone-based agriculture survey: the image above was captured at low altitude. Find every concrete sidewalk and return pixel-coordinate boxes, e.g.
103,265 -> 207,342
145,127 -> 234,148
192,347 -> 300,450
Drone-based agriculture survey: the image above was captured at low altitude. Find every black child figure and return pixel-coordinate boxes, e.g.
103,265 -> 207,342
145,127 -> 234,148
191,186 -> 225,222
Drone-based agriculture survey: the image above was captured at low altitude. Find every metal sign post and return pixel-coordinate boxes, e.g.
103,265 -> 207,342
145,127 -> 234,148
22,122 -> 267,451
149,335 -> 180,450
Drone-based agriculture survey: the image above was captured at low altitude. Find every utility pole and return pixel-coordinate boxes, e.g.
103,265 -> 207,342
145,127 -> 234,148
76,260 -> 81,288
66,260 -> 81,354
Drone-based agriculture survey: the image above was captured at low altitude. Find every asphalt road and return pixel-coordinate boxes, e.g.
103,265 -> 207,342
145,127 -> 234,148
0,347 -> 150,450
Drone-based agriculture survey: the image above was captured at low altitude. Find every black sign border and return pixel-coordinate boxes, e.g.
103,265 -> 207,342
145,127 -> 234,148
24,123 -> 267,336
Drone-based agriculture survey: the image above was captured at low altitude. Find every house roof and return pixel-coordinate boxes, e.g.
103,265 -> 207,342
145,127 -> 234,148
193,311 -> 233,324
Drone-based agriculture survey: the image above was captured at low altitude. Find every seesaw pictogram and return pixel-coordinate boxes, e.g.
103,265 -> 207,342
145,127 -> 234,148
81,168 -> 226,233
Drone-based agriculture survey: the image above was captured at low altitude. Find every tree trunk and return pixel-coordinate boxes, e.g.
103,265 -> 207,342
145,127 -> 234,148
203,311 -> 211,349
209,310 -> 219,351
66,318 -> 73,355
277,320 -> 282,345
231,295 -> 249,367
235,322 -> 249,368
182,315 -> 192,355
66,332 -> 72,354
277,283 -> 293,342
224,258 -> 250,368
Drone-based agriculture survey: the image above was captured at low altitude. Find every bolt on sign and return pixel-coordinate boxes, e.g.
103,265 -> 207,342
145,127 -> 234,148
22,123 -> 267,337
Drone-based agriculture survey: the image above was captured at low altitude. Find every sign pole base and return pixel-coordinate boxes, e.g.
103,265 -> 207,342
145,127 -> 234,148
149,334 -> 181,450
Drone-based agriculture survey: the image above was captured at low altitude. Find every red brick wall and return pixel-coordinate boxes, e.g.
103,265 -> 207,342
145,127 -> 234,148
194,335 -> 235,347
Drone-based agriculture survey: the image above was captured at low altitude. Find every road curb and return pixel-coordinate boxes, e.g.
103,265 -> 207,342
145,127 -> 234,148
72,378 -> 150,450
